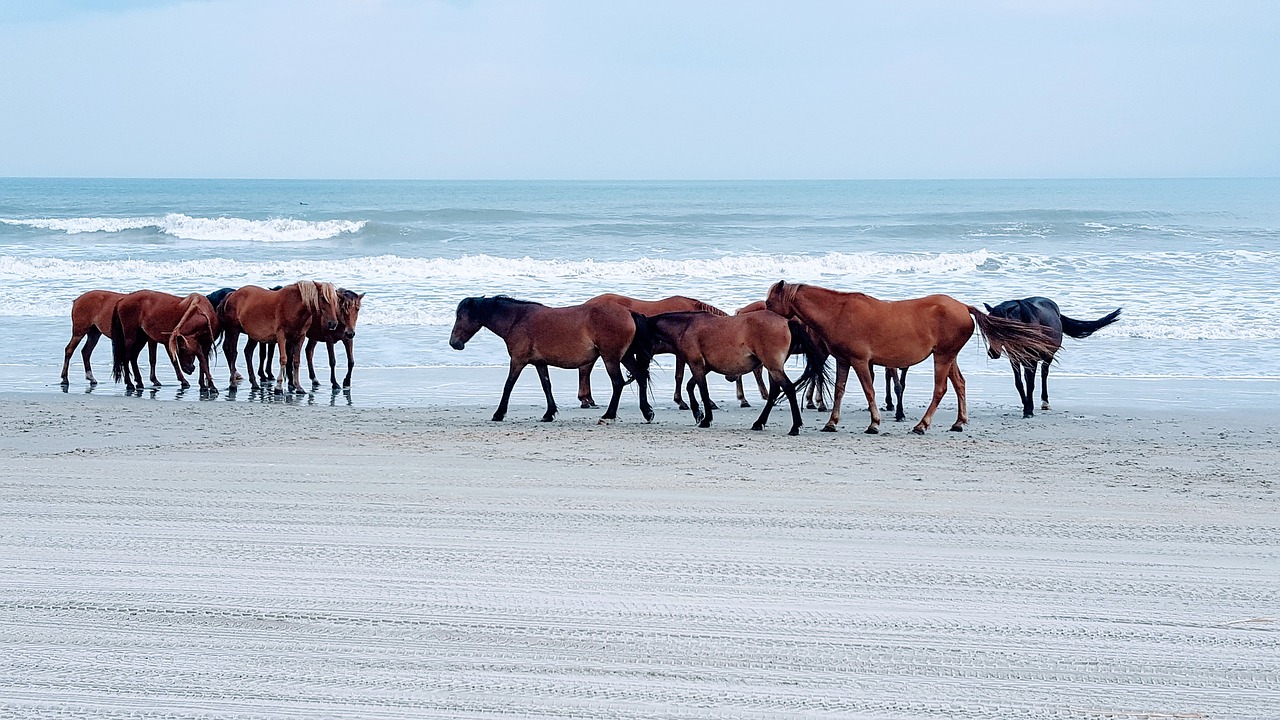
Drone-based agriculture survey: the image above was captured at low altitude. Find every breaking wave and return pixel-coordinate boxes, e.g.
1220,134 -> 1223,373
0,214 -> 366,242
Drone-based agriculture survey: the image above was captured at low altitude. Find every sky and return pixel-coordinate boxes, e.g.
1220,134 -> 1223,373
1,0 -> 1277,179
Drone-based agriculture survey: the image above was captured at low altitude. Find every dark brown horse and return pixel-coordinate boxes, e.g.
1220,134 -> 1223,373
766,281 -> 1059,434
641,309 -> 830,435
110,290 -> 221,391
62,289 -> 158,387
579,293 -> 727,410
220,281 -> 341,394
305,289 -> 364,389
450,296 -> 654,424
984,296 -> 1121,417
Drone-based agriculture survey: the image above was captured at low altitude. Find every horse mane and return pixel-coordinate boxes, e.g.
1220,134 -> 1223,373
169,293 -> 215,360
689,299 -> 727,316
296,280 -> 339,314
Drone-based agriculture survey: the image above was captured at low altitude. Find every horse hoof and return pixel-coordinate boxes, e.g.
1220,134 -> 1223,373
697,421 -> 712,429
1023,412 -> 1034,419
708,402 -> 720,411
540,415 -> 556,422
911,426 -> 926,435
751,423 -> 764,431
60,379 -> 70,387
741,401 -> 751,408
788,428 -> 799,436
820,425 -> 837,433
491,415 -> 505,422
1041,403 -> 1051,411
949,424 -> 964,432
642,409 -> 655,423
865,425 -> 879,435
895,415 -> 906,422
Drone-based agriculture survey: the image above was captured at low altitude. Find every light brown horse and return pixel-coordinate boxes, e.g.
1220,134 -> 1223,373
579,293 -> 727,410
62,289 -> 158,387
449,295 -> 654,424
736,300 -> 836,411
305,289 -> 364,389
765,281 -> 1059,434
640,310 -> 830,435
110,290 -> 221,391
220,281 -> 341,394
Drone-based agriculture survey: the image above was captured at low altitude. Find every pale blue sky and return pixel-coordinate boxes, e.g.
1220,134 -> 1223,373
2,0 -> 1277,179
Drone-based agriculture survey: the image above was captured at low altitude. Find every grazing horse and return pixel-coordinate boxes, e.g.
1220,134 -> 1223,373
765,281 -> 1059,434
305,289 -> 364,389
449,295 -> 655,424
984,296 -> 1122,417
220,281 -> 341,394
62,289 -> 159,387
641,310 -> 830,435
579,293 -> 727,411
110,290 -> 221,391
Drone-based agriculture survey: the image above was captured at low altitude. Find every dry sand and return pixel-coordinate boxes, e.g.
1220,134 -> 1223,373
0,391 -> 1276,719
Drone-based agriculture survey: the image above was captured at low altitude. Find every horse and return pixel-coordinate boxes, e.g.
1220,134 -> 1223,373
305,289 -> 364,389
449,295 -> 655,424
62,289 -> 158,387
219,281 -> 341,394
579,293 -> 727,411
983,297 -> 1122,417
765,281 -> 1060,434
110,290 -> 221,391
736,300 -> 836,411
640,309 -> 830,435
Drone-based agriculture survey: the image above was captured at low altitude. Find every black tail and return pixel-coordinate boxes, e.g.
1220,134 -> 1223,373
110,306 -> 128,383
1061,308 -> 1121,339
788,320 -> 831,398
624,311 -> 655,400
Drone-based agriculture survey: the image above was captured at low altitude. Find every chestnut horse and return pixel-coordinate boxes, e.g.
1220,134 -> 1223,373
579,293 -> 727,411
305,289 -> 364,389
765,281 -> 1059,434
110,290 -> 221,391
62,290 -> 158,387
220,281 -> 341,394
735,300 -> 835,411
984,296 -> 1121,417
641,310 -> 830,435
449,295 -> 654,424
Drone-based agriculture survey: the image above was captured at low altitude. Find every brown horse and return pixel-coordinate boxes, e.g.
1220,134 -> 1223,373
640,310 -> 830,435
765,281 -> 1059,434
62,289 -> 159,387
220,281 -> 341,394
305,289 -> 364,389
736,300 -> 835,411
110,290 -> 221,391
579,293 -> 727,410
449,295 -> 654,424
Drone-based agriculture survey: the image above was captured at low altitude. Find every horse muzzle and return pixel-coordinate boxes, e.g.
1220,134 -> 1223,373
450,339 -> 465,350
327,320 -> 340,332
344,329 -> 356,340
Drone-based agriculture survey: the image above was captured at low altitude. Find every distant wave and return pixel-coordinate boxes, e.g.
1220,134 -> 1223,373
0,214 -> 366,242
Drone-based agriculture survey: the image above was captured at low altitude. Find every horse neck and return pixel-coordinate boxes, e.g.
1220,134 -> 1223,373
479,300 -> 532,339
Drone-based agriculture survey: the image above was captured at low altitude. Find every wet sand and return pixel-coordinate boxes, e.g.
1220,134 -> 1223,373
0,390 -> 1276,719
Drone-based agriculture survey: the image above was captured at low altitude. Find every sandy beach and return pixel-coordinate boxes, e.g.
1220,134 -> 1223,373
1,388 -> 1276,719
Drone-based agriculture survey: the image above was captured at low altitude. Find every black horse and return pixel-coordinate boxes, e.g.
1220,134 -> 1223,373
984,296 -> 1122,417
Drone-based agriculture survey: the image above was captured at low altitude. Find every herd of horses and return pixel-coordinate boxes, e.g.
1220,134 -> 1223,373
61,282 -> 364,395
448,283 -> 1122,435
61,280 -> 1121,435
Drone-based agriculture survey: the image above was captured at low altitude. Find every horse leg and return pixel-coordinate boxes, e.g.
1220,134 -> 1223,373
577,362 -> 598,408
289,338 -> 306,393
327,341 -> 340,389
686,376 -> 703,424
852,361 -> 882,434
752,376 -> 781,431
1022,362 -> 1037,418
493,360 -> 526,422
599,358 -> 626,423
948,363 -> 967,432
261,343 -> 275,382
695,368 -> 714,429
224,330 -> 242,390
821,359 -> 850,432
197,348 -> 215,393
62,328 -> 86,385
735,377 -> 748,408
533,362 -> 558,421
81,328 -> 103,384
272,332 -> 290,394
1009,360 -> 1029,417
894,367 -> 908,422
674,357 -> 691,411
883,367 -> 895,412
165,342 -> 189,390
779,370 -> 803,435
912,357 -> 954,435
306,337 -> 320,387
146,341 -> 161,387
755,367 -> 769,402
621,353 -> 654,422
1040,361 -> 1051,411
342,337 -> 355,388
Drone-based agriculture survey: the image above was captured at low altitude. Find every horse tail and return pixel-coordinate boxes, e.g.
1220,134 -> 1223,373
624,311 -> 655,396
967,306 -> 1060,366
110,304 -> 127,383
788,319 -> 831,397
1061,307 -> 1121,339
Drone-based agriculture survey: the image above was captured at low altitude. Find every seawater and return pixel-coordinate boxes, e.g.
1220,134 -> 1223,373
2,178 -> 1278,406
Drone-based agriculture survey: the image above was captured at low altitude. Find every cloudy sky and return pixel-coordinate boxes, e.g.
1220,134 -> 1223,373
1,0 -> 1277,179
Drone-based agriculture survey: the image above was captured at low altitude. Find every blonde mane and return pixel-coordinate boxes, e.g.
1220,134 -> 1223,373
296,280 -> 338,315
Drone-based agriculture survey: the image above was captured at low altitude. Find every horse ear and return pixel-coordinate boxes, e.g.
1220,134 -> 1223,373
983,303 -> 994,313
358,292 -> 366,300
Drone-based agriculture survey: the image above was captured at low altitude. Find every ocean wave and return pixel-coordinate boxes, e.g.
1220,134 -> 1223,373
0,214 -> 366,242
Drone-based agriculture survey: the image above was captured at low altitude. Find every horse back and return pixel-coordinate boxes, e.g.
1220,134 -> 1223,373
72,289 -> 127,334
224,285 -> 308,339
520,302 -> 636,366
587,293 -> 725,316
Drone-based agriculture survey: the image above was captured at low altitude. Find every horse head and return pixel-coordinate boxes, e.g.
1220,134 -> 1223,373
449,297 -> 485,350
765,280 -> 792,317
168,294 -> 219,373
339,290 -> 364,340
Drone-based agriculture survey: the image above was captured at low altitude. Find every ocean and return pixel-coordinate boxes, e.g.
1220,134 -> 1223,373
2,178 -> 1277,410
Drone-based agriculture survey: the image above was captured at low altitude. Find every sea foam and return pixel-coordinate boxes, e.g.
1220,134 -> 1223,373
0,214 -> 366,242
